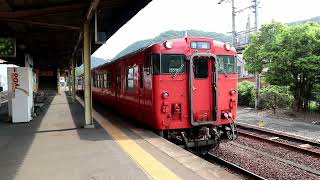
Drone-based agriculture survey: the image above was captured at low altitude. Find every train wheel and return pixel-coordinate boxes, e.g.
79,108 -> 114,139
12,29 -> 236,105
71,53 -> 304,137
181,132 -> 189,151
189,129 -> 220,155
210,128 -> 220,151
226,124 -> 238,140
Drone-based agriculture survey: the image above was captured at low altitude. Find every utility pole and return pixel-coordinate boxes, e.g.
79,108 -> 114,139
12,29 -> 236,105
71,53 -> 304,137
218,0 -> 236,46
218,0 -> 260,108
253,0 -> 260,109
254,0 -> 259,32
231,0 -> 236,46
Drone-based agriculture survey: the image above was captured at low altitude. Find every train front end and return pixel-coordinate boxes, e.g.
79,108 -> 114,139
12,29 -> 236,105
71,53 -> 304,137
152,37 -> 238,154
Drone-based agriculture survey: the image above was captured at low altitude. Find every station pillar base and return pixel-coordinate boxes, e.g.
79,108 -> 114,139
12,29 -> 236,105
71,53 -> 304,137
84,124 -> 95,129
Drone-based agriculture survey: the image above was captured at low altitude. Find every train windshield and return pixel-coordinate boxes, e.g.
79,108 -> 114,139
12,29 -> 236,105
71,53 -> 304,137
217,55 -> 237,74
153,54 -> 186,74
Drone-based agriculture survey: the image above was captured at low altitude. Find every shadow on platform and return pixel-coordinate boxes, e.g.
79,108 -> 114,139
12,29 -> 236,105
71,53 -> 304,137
0,91 -> 112,180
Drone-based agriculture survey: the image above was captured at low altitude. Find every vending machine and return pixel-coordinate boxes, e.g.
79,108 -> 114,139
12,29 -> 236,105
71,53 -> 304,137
7,67 -> 34,123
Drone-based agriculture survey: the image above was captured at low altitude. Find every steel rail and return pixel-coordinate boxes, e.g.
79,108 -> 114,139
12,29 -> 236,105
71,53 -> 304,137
204,153 -> 266,180
230,142 -> 320,177
236,123 -> 320,147
237,130 -> 320,157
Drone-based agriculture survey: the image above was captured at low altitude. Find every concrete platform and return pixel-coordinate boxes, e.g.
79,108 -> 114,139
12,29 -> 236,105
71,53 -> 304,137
0,92 -> 241,180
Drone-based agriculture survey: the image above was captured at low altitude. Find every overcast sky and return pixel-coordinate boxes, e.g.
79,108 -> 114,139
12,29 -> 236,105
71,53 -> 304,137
92,0 -> 320,59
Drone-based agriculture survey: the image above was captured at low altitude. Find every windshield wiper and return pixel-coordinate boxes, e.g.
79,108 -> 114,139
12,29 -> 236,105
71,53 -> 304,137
172,64 -> 184,78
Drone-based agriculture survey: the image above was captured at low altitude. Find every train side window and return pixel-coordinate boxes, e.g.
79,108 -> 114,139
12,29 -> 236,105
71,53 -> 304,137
117,66 -> 122,90
126,67 -> 134,91
100,75 -> 103,88
96,75 -> 99,87
104,74 -> 107,88
97,75 -> 100,87
107,72 -> 112,89
99,74 -> 102,88
139,65 -> 143,88
93,75 -> 95,87
152,54 -> 160,74
93,75 -> 96,87
145,55 -> 151,75
194,59 -> 208,78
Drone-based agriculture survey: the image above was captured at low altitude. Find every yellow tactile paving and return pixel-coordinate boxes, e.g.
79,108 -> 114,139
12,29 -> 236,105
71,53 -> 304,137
76,97 -> 181,180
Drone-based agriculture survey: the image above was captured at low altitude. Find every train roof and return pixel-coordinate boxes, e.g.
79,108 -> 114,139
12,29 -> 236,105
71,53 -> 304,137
92,37 -> 235,71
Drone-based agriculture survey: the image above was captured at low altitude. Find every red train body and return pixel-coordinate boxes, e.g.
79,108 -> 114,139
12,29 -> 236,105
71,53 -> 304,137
87,37 -> 238,153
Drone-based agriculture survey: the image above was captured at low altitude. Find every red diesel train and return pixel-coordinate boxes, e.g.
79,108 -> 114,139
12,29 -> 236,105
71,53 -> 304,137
85,37 -> 238,153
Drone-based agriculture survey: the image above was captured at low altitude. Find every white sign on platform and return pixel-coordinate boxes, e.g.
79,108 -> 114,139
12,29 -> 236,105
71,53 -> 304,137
7,67 -> 34,123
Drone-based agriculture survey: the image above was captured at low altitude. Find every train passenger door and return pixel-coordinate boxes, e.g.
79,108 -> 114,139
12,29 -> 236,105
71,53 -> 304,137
191,57 -> 215,125
138,64 -> 145,107
116,64 -> 122,102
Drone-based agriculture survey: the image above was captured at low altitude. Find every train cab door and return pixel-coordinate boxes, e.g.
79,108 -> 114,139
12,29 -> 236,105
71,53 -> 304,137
190,56 -> 216,125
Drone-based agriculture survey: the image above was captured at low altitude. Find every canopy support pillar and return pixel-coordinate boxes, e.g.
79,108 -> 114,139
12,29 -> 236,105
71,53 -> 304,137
83,21 -> 94,128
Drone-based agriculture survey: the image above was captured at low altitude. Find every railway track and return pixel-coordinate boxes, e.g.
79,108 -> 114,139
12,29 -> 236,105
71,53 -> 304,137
236,123 -> 320,157
229,123 -> 320,178
201,123 -> 320,179
204,153 -> 266,180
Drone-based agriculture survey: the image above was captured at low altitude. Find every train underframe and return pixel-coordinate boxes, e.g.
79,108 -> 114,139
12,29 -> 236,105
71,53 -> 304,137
160,123 -> 238,154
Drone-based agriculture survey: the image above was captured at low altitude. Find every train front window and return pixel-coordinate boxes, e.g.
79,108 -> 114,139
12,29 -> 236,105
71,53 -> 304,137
160,54 -> 186,74
217,55 -> 237,74
194,59 -> 208,78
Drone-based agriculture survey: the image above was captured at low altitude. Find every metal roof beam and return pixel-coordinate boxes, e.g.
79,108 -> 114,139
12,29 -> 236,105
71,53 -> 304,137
86,0 -> 100,21
0,3 -> 88,18
71,32 -> 83,59
0,18 -> 81,31
0,0 -> 11,11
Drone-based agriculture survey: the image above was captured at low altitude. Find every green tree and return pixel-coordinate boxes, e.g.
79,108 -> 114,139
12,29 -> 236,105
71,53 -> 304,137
267,23 -> 320,111
0,38 -> 15,57
244,22 -> 320,111
238,81 -> 255,107
243,21 -> 284,74
243,21 -> 285,108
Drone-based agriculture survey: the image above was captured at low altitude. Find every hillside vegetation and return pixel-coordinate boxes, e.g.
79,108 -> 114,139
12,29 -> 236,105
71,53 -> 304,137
287,16 -> 320,26
112,30 -> 231,60
77,30 -> 231,75
75,57 -> 108,76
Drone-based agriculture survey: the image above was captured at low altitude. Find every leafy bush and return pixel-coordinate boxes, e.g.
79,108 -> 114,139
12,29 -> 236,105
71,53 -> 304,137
257,85 -> 293,110
238,81 -> 255,107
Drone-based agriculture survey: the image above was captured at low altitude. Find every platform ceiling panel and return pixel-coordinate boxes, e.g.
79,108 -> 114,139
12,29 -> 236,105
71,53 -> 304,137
0,0 -> 151,68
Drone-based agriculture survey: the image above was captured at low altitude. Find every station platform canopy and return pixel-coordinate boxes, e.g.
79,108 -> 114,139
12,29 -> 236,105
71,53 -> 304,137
0,0 -> 151,69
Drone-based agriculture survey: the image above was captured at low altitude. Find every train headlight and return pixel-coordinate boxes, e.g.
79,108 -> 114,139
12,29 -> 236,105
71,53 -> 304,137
224,43 -> 232,51
162,91 -> 169,99
164,40 -> 174,49
230,89 -> 236,95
